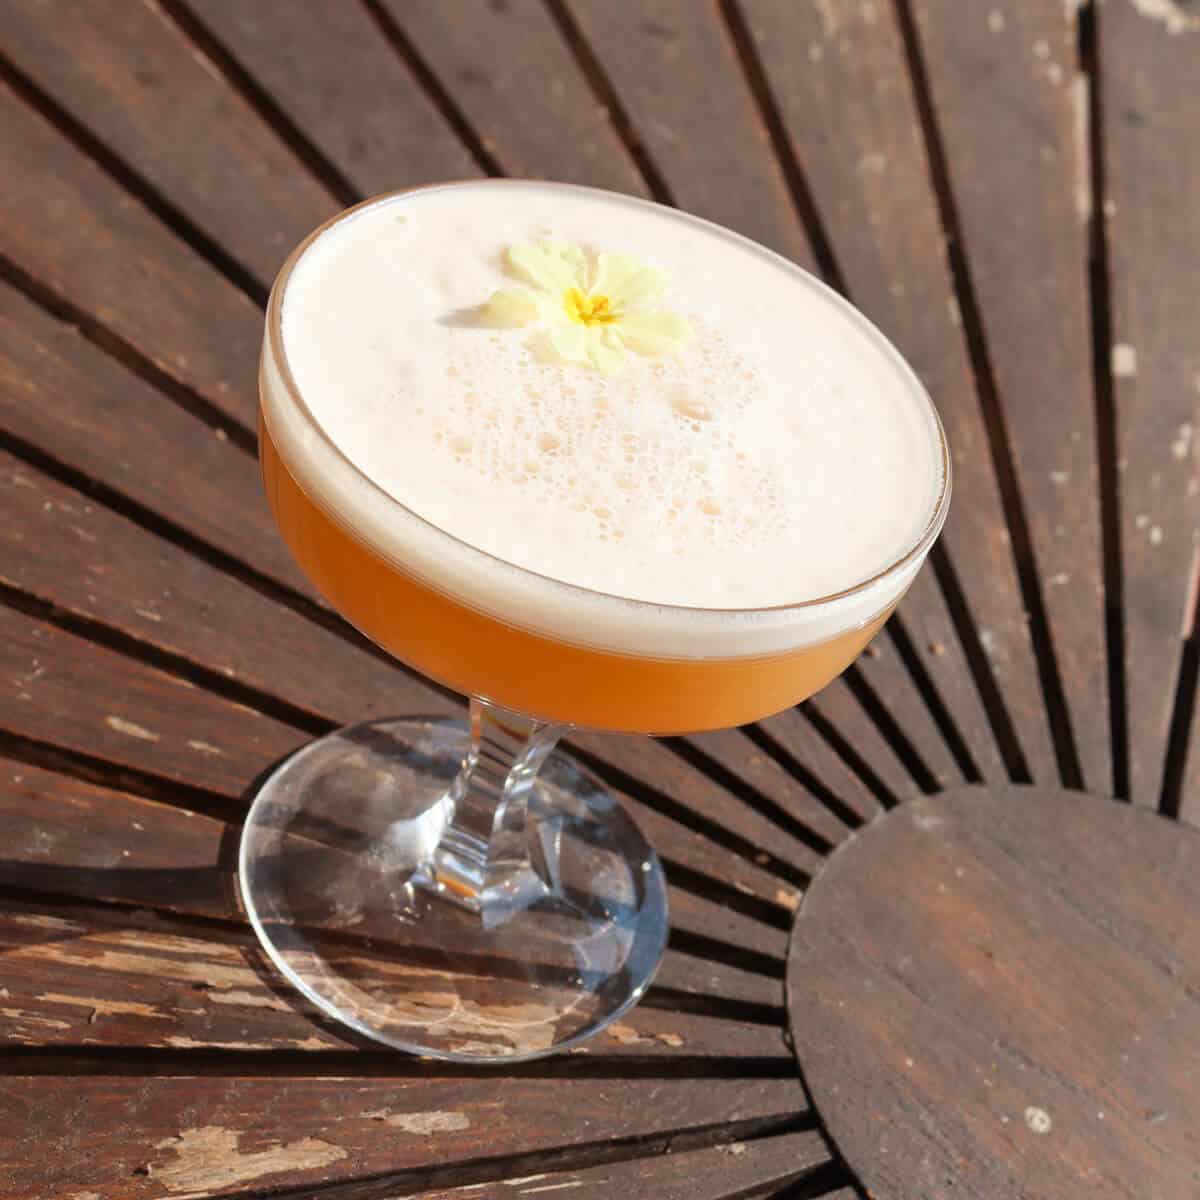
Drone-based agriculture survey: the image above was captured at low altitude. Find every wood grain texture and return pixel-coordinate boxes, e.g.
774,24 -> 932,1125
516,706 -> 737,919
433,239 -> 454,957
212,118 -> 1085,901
564,0 -> 811,265
412,1130 -> 832,1199
0,78 -> 259,428
804,675 -> 925,806
1099,0 -> 1200,809
191,0 -> 481,196
753,705 -> 884,827
910,0 -> 1110,796
789,786 -> 1200,1199
681,726 -> 855,850
0,902 -> 784,1060
394,0 -> 648,193
0,1074 -> 807,1199
0,0 -> 336,285
0,276 -> 298,579
741,0 -> 1053,787
0,603 -> 305,797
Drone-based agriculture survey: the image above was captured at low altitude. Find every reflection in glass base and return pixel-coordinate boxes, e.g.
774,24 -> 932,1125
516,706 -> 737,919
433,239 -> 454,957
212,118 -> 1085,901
239,716 -> 669,1061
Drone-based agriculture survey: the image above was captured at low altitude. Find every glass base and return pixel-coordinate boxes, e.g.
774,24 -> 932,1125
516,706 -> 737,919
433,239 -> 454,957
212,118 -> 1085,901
239,716 -> 669,1061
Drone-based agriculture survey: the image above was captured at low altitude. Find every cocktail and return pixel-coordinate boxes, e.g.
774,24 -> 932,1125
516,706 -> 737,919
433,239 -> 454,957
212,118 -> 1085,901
243,181 -> 951,1060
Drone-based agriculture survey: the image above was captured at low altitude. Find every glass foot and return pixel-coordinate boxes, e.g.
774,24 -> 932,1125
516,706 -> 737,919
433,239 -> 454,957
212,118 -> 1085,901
239,716 -> 669,1061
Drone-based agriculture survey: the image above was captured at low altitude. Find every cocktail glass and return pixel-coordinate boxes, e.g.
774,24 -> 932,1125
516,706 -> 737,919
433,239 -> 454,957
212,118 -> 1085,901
240,187 -> 952,1061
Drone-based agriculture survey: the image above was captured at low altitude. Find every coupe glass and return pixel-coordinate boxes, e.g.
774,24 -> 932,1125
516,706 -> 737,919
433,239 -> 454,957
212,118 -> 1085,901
240,187 -> 952,1061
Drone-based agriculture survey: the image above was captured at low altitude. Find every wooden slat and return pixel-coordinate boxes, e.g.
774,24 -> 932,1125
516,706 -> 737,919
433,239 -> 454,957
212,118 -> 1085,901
0,1074 -> 806,1200
754,706 -> 884,826
740,0 -> 1049,788
892,576 -> 1010,785
806,676 -> 926,806
848,623 -> 966,792
0,605 -> 304,797
393,0 -> 648,193
679,727 -> 854,850
1100,0 -> 1200,808
0,903 -> 783,1060
572,731 -> 822,884
0,78 -> 258,427
414,1130 -> 833,1199
0,0 -> 336,285
910,0 -> 1109,796
564,0 -> 810,265
0,279 -> 297,586
191,0 -> 480,196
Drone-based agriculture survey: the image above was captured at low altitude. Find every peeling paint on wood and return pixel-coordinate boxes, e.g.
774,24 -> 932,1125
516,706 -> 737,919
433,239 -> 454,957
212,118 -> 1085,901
147,1126 -> 347,1197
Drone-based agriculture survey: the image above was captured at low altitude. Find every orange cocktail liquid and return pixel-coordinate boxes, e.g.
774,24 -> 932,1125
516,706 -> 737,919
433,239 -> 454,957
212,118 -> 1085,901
261,418 -> 889,734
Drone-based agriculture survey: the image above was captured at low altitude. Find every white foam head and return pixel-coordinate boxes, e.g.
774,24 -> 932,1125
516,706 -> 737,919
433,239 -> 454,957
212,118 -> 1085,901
262,181 -> 949,658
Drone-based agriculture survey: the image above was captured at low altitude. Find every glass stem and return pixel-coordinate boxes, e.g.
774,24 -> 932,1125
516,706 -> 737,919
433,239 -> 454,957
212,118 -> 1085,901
416,697 -> 566,928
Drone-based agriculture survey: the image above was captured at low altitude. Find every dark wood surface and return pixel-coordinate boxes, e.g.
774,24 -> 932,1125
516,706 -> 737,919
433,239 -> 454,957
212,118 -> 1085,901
0,1 -> 1195,1197
788,787 -> 1200,1199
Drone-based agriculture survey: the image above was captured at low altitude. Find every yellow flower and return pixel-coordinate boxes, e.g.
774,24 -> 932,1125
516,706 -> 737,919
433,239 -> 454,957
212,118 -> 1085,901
485,239 -> 693,374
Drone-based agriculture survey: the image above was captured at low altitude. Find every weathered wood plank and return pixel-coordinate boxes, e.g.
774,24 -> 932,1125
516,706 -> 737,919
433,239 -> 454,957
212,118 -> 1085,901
0,900 -> 783,1059
910,1 -> 1109,795
0,0 -> 336,285
414,1130 -> 833,1199
1100,0 -> 1200,808
393,0 -> 647,193
848,621 -> 966,792
0,604 -> 305,797
564,0 -> 810,265
0,77 -> 258,427
191,0 -> 480,197
740,0 -> 1051,787
0,278 -> 297,585
0,1074 -> 807,1200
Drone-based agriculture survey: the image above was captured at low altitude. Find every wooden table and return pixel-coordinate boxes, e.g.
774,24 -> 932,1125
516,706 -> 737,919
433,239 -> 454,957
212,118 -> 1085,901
0,2 -> 1196,1197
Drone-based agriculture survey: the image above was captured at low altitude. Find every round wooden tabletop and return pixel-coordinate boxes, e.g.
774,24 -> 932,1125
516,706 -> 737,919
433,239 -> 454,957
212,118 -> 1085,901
0,2 -> 1195,1198
788,787 -> 1200,1199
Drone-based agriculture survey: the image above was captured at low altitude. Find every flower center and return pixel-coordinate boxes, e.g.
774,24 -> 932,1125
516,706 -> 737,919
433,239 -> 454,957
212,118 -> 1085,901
564,287 -> 617,326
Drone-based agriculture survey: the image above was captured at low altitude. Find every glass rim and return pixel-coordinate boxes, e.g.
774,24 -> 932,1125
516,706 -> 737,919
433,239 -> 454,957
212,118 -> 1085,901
264,179 -> 953,620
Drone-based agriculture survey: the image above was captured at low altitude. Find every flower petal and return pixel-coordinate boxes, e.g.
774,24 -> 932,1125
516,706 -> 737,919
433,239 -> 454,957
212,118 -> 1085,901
549,323 -> 590,364
615,310 -> 694,355
508,241 -> 589,295
593,253 -> 667,311
484,288 -> 539,327
541,238 -> 590,286
586,329 -> 626,375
